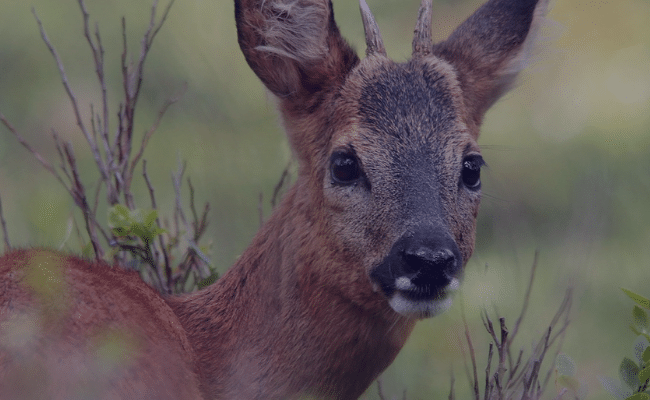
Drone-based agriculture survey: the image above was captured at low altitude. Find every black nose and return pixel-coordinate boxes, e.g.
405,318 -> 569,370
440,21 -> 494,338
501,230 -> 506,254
370,226 -> 463,300
403,246 -> 456,288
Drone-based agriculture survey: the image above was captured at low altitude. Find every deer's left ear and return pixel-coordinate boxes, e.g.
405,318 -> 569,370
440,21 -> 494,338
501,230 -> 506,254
433,0 -> 549,127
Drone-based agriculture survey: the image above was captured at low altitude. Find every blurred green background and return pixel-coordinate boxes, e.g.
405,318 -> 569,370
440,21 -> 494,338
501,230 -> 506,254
1,0 -> 649,398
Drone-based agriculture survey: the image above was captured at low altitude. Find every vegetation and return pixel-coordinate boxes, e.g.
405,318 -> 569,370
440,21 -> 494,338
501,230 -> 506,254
0,0 -> 215,294
1,0 -> 649,398
600,290 -> 650,400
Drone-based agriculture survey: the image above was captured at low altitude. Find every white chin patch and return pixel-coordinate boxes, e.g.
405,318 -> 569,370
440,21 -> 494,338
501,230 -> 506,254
388,278 -> 460,319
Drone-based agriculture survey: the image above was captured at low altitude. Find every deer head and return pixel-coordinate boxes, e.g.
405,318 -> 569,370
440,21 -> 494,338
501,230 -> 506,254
235,0 -> 546,319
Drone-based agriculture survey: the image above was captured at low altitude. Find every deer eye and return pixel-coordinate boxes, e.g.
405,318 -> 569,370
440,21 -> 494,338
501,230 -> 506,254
330,151 -> 361,185
461,155 -> 484,190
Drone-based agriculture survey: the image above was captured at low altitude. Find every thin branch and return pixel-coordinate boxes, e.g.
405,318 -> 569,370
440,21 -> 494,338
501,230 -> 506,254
271,161 -> 291,208
32,7 -> 108,183
541,289 -> 573,393
462,303 -> 480,400
124,83 -> 186,207
79,0 -> 115,203
172,159 -> 188,227
484,342 -> 493,400
62,142 -> 103,259
52,129 -> 73,184
150,0 -> 175,43
448,368 -> 455,400
0,194 -> 10,251
187,178 -> 209,242
143,160 -> 171,294
1,112 -> 69,191
258,192 -> 264,227
508,250 -> 539,349
120,0 -> 175,185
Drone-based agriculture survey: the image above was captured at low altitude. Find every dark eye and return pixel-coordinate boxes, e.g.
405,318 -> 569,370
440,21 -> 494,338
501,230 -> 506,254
461,155 -> 484,190
330,152 -> 361,185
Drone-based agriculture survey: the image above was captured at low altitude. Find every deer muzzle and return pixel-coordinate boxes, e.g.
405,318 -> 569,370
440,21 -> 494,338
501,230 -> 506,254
370,225 -> 462,319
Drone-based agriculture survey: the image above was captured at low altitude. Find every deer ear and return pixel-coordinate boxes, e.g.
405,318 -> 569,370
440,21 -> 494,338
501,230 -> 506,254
434,0 -> 549,126
235,0 -> 359,103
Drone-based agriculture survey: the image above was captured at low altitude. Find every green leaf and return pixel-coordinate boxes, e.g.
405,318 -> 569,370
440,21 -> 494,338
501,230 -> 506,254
634,306 -> 650,331
624,393 -> 650,400
640,366 -> 650,384
644,347 -> 650,364
108,205 -> 133,229
621,357 -> 640,389
623,289 -> 650,310
144,209 -> 159,227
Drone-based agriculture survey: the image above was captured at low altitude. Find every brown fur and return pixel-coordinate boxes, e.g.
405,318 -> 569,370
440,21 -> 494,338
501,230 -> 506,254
0,0 -> 548,399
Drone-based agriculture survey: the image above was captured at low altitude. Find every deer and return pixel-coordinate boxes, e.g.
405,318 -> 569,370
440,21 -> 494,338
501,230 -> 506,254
0,0 -> 548,398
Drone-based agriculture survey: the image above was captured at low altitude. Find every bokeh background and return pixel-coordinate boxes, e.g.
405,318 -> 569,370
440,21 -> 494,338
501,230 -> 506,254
1,0 -> 649,398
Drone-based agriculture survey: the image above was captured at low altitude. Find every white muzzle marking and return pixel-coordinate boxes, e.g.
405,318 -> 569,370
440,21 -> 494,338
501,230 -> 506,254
388,277 -> 460,319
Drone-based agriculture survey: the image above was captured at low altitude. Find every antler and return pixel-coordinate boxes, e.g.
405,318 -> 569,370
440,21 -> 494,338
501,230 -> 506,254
412,0 -> 433,56
359,0 -> 386,56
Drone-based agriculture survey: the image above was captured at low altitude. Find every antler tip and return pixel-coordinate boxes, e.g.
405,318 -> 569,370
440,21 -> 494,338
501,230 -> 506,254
359,0 -> 387,57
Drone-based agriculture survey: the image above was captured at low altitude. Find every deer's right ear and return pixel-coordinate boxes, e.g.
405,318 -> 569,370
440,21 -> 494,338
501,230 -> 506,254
433,0 -> 549,130
235,0 -> 359,105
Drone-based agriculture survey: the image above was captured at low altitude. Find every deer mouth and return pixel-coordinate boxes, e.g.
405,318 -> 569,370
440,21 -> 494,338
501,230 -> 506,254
387,276 -> 460,318
371,265 -> 461,319
370,228 -> 463,319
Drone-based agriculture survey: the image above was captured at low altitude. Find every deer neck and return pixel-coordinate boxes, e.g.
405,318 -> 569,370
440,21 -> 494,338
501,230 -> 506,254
168,180 -> 415,399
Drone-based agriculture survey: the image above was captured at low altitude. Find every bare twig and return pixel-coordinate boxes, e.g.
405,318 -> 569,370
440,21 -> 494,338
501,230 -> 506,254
1,113 -> 69,191
125,83 -> 186,207
271,161 -> 292,208
62,142 -> 103,259
448,369 -> 455,400
0,194 -> 10,251
119,0 -> 175,176
172,159 -> 188,227
143,160 -> 171,293
462,302 -> 480,400
459,253 -> 573,400
484,342 -> 493,400
258,192 -> 264,227
187,178 -> 209,242
508,250 -> 539,350
541,289 -> 573,393
32,7 -> 108,184
79,0 -> 116,204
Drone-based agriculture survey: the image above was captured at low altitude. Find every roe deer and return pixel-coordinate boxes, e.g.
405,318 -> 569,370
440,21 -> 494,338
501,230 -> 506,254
0,0 -> 548,398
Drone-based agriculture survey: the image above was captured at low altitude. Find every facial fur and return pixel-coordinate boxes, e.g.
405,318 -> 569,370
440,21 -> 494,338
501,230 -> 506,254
321,55 -> 482,318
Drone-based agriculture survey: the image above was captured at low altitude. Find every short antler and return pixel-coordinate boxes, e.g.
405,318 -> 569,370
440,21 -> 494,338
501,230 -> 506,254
412,0 -> 433,56
360,0 -> 386,56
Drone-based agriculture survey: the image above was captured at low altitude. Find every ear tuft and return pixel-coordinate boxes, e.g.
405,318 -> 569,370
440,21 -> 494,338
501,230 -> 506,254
255,1 -> 330,64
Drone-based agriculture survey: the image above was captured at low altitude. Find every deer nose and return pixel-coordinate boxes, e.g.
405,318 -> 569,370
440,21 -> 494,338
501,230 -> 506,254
402,246 -> 456,288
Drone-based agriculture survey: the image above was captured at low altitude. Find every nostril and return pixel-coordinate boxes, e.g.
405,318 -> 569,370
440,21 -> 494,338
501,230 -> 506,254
403,247 -> 456,287
403,247 -> 454,271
